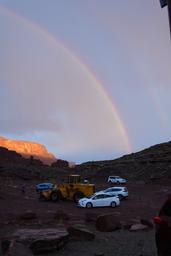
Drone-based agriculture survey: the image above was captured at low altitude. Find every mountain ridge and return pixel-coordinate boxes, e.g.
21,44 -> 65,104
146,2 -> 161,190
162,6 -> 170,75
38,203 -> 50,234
0,136 -> 56,165
76,141 -> 171,183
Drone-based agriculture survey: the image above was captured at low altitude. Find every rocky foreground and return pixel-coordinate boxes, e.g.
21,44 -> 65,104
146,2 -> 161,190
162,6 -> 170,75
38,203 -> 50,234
1,225 -> 157,256
1,140 -> 171,255
0,179 -> 169,255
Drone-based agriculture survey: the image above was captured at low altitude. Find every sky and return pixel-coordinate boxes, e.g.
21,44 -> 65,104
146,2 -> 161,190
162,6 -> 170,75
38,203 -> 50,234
0,0 -> 171,163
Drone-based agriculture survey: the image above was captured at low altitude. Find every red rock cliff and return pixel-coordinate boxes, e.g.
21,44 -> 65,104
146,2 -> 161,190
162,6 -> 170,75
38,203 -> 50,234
0,136 -> 56,165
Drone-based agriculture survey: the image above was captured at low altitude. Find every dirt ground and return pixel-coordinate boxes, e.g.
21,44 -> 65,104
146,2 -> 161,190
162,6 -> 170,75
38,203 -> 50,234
53,229 -> 157,256
0,178 -> 170,255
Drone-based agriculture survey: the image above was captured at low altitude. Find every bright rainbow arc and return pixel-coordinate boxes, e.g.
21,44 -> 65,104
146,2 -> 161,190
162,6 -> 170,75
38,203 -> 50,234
0,5 -> 132,153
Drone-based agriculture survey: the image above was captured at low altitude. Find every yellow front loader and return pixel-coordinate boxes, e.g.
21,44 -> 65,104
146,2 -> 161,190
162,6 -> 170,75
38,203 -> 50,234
40,174 -> 95,203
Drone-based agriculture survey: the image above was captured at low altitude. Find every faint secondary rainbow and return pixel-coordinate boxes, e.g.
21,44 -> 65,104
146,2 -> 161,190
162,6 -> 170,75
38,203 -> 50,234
92,7 -> 170,136
0,5 -> 132,153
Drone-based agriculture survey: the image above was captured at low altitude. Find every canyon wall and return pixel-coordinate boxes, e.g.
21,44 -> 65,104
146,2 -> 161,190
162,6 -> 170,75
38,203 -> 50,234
0,137 -> 56,165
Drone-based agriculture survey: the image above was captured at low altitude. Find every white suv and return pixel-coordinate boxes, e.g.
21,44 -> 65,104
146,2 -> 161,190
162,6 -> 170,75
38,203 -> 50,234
107,176 -> 126,184
95,187 -> 128,200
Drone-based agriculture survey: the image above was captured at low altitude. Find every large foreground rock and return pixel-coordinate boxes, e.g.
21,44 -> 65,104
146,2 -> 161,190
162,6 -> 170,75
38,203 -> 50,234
140,219 -> 154,228
67,224 -> 95,241
129,223 -> 149,231
96,214 -> 122,232
1,228 -> 69,254
2,241 -> 33,256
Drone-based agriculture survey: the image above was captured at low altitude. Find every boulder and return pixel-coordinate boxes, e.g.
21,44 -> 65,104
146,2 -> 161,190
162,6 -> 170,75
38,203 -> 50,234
119,220 -> 133,230
2,228 -> 69,254
67,224 -> 95,241
2,240 -> 33,256
129,223 -> 149,231
96,214 -> 122,232
140,219 -> 153,228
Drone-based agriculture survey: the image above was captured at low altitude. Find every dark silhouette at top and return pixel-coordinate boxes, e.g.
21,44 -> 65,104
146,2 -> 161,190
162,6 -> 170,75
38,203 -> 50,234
160,0 -> 171,37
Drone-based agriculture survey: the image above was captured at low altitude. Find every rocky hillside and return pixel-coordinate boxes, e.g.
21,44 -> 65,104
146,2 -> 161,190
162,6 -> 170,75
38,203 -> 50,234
0,137 -> 56,165
0,146 -> 44,166
76,141 -> 171,183
1,138 -> 171,183
0,146 -> 70,182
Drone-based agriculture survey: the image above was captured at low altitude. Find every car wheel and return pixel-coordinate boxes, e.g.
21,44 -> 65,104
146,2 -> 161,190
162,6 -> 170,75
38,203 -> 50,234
111,201 -> 116,208
86,202 -> 93,208
73,192 -> 84,203
51,191 -> 60,202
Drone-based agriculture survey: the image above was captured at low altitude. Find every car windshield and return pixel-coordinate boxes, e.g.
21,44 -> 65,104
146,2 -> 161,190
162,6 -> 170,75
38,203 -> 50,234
104,188 -> 111,192
90,194 -> 102,199
90,195 -> 96,199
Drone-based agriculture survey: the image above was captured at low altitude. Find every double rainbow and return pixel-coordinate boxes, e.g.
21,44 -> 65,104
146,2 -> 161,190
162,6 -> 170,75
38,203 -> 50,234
0,5 -> 132,154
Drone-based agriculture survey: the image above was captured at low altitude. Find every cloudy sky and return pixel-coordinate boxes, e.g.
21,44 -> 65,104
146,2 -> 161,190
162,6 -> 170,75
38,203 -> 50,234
0,0 -> 171,163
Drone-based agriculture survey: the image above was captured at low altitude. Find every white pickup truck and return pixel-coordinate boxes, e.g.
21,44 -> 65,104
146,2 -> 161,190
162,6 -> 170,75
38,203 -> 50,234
107,176 -> 126,184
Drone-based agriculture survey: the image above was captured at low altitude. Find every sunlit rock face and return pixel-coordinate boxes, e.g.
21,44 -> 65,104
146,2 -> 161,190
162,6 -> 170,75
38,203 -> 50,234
0,136 -> 56,165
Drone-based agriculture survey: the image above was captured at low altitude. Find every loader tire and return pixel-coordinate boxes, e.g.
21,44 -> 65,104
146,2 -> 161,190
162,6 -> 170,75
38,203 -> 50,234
73,191 -> 84,203
51,191 -> 60,202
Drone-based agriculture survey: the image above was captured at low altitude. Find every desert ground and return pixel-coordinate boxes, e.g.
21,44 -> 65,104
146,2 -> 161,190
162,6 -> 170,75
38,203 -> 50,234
0,177 -> 170,255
